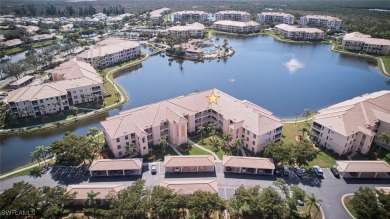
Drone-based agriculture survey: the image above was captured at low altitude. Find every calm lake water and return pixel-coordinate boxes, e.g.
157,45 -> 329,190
1,35 -> 389,173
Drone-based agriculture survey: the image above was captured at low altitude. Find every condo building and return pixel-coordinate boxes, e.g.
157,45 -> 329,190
213,20 -> 260,34
256,12 -> 295,25
215,10 -> 250,21
310,91 -> 390,155
149,8 -> 171,21
172,11 -> 208,22
299,15 -> 342,30
167,22 -> 205,38
100,89 -> 283,158
76,38 -> 140,68
274,24 -> 324,40
3,60 -> 103,118
342,32 -> 390,55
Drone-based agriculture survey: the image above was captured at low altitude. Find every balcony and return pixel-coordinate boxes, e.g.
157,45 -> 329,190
311,130 -> 320,137
160,124 -> 169,130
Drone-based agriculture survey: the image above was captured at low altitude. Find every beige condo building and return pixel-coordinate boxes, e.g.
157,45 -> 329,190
311,91 -> 390,155
100,89 -> 283,158
215,10 -> 250,21
342,32 -> 390,55
3,60 -> 103,118
256,12 -> 295,25
274,24 -> 324,40
173,11 -> 208,22
299,15 -> 342,30
213,20 -> 260,34
167,22 -> 205,38
76,38 -> 140,68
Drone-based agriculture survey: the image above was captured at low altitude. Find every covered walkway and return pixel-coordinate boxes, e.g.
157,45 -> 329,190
336,160 -> 390,178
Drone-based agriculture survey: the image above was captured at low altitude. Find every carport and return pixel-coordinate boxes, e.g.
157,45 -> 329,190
66,184 -> 125,205
223,156 -> 275,175
335,160 -> 390,178
163,155 -> 215,173
89,158 -> 143,176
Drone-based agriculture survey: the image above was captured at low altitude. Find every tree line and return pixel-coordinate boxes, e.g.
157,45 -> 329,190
0,178 -> 324,219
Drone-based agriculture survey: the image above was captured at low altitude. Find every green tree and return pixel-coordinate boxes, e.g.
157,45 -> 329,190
350,187 -> 380,219
230,185 -> 262,217
148,186 -> 177,219
84,191 -> 100,219
377,131 -> 390,147
49,132 -> 94,165
259,187 -> 289,219
303,109 -> 311,122
264,141 -> 294,165
197,125 -> 207,142
376,188 -> 390,218
88,127 -> 101,152
305,193 -> 322,215
159,136 -> 169,153
31,145 -> 49,166
233,138 -> 243,155
187,190 -> 225,219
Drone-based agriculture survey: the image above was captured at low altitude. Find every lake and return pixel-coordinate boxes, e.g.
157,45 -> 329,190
1,34 -> 389,173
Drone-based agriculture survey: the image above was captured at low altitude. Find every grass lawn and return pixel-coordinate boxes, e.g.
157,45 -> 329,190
190,135 -> 239,160
296,203 -> 322,219
180,146 -> 212,156
282,121 -> 312,142
31,38 -> 62,48
3,46 -> 24,55
306,151 -> 336,168
343,196 -> 358,218
142,146 -> 178,162
0,165 -> 43,181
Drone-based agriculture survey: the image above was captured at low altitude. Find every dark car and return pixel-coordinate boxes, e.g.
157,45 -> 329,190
330,167 -> 340,178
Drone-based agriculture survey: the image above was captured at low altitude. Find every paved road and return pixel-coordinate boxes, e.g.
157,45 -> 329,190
1,163 -> 389,219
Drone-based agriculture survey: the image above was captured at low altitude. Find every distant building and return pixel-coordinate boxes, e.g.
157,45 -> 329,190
76,38 -> 140,68
1,39 -> 23,48
274,24 -> 324,40
173,11 -> 208,22
213,20 -> 260,34
299,15 -> 342,30
167,22 -> 205,38
215,10 -> 250,21
149,8 -> 171,21
310,91 -> 390,155
100,89 -> 283,158
256,12 -> 295,24
9,75 -> 34,90
67,184 -> 125,205
342,32 -> 390,55
3,60 -> 103,118
160,180 -> 218,194
31,34 -> 55,42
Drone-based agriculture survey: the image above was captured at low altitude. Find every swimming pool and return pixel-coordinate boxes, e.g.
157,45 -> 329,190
204,47 -> 215,53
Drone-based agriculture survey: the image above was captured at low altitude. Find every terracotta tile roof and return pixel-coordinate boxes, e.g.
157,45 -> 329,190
223,156 -> 275,169
10,75 -> 34,86
160,180 -> 218,194
77,38 -> 139,59
101,89 -> 283,139
52,59 -> 101,82
314,90 -> 390,136
275,24 -> 323,33
343,32 -> 390,46
168,22 -> 205,31
1,39 -> 22,47
150,8 -> 170,16
214,20 -> 260,27
89,158 -> 143,171
336,160 -> 390,173
163,155 -> 215,167
66,184 -> 125,200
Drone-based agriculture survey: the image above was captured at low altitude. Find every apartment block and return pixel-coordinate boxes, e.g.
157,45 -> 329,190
299,15 -> 342,30
311,91 -> 390,155
274,24 -> 324,40
215,10 -> 250,21
173,11 -> 208,22
167,22 -> 205,38
3,60 -> 103,118
342,32 -> 390,55
256,12 -> 295,24
76,38 -> 140,68
100,89 -> 283,158
149,8 -> 171,21
213,20 -> 260,34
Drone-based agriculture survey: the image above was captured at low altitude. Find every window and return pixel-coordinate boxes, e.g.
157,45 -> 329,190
117,145 -> 121,149
253,134 -> 256,138
246,137 -> 249,141
252,141 -> 255,145
118,152 -> 122,156
116,138 -> 120,142
245,144 -> 248,148
143,147 -> 146,150
247,131 -> 250,135
126,142 -> 130,146
125,135 -> 129,140
328,129 -> 330,133
347,136 -> 349,140
142,137 -> 145,143
73,91 -> 76,94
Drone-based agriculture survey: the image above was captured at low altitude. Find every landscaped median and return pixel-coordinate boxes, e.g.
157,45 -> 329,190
342,194 -> 357,219
0,53 -> 150,135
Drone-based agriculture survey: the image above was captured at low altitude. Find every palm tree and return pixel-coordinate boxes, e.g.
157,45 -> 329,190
377,131 -> 390,147
197,125 -> 206,142
207,122 -> 218,140
233,138 -> 243,155
222,132 -> 233,152
20,109 -> 28,121
215,37 -> 220,45
126,144 -> 138,156
223,39 -> 228,48
31,148 -> 42,165
306,193 -> 322,214
72,107 -> 79,116
55,97 -> 62,113
303,109 -> 311,122
159,136 -> 169,153
36,145 -> 49,166
115,92 -> 121,102
298,127 -> 308,141
84,191 -> 100,219
88,127 -> 101,152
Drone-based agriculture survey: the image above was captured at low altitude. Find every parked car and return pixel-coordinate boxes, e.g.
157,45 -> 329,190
174,167 -> 181,172
350,172 -> 358,177
330,167 -> 340,178
283,166 -> 290,176
294,166 -> 307,177
151,164 -> 157,174
297,199 -> 305,206
313,166 -> 324,177
275,166 -> 283,176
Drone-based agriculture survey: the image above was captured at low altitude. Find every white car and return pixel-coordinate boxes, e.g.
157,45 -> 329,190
313,166 -> 324,177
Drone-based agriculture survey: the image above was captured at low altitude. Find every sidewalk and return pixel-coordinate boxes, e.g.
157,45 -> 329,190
188,139 -> 221,161
0,157 -> 55,180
